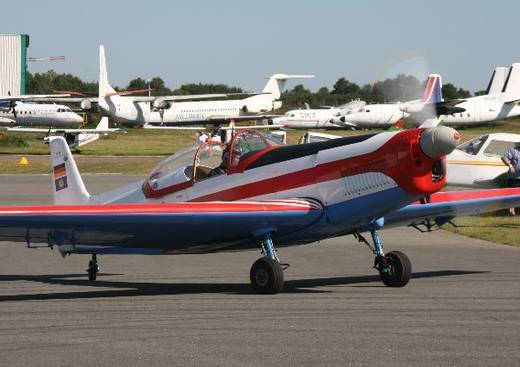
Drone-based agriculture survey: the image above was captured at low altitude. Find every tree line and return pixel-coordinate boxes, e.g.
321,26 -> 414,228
26,70 -> 477,110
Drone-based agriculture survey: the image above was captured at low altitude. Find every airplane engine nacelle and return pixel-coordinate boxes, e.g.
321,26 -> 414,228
272,101 -> 282,110
153,99 -> 173,110
80,99 -> 92,110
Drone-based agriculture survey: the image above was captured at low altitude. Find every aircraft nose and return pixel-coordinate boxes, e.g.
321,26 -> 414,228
419,126 -> 460,158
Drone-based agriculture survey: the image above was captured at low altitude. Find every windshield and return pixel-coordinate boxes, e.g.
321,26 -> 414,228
147,145 -> 198,190
228,130 -> 282,169
458,135 -> 488,155
483,139 -> 518,157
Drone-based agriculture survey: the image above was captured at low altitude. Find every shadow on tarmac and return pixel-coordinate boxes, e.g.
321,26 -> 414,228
0,270 -> 486,302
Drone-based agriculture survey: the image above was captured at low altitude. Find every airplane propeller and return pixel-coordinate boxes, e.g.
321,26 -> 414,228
7,92 -> 17,118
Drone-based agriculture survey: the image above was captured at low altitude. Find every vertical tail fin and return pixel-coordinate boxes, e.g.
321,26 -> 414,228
421,74 -> 443,103
95,116 -> 109,130
262,74 -> 314,99
486,67 -> 508,95
99,45 -> 116,98
49,136 -> 90,205
501,63 -> 520,103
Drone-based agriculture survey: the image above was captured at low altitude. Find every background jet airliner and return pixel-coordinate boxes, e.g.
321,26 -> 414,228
95,46 -> 314,126
2,124 -> 520,294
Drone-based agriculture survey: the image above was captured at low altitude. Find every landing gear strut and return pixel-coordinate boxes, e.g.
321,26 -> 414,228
250,234 -> 285,294
355,228 -> 411,287
87,254 -> 99,281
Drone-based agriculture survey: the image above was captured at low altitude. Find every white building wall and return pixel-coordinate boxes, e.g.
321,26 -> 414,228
0,35 -> 23,95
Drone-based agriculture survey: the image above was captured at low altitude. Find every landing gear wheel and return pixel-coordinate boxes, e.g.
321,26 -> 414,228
250,257 -> 284,294
379,251 -> 411,287
87,254 -> 99,281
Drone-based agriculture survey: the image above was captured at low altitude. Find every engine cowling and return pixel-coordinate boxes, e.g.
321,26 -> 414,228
80,99 -> 92,110
152,99 -> 173,110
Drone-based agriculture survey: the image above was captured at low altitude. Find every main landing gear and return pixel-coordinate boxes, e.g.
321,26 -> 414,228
87,254 -> 99,281
354,228 -> 411,287
250,234 -> 287,294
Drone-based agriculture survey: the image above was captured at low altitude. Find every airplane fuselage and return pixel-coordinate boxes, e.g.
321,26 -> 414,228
91,128 -> 454,245
101,94 -> 278,125
0,102 -> 83,127
272,108 -> 345,129
340,104 -> 405,128
439,93 -> 520,126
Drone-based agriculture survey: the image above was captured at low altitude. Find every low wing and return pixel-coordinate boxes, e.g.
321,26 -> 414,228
0,94 -> 70,101
25,97 -> 99,103
384,188 -> 520,229
0,199 -> 323,255
6,127 -> 121,134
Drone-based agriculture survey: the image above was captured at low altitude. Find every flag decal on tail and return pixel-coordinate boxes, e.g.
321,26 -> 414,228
53,163 -> 68,191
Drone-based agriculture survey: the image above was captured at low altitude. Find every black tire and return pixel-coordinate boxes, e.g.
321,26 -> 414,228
250,257 -> 284,294
379,251 -> 411,287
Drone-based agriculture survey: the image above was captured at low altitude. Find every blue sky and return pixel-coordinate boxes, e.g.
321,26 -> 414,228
4,0 -> 519,93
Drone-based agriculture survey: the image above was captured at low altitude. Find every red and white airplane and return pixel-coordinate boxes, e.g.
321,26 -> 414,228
2,126 -> 520,294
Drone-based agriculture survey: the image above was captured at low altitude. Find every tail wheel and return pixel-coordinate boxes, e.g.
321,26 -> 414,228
379,251 -> 411,287
250,257 -> 284,294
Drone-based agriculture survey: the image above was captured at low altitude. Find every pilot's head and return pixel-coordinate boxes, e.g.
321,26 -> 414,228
222,146 -> 241,168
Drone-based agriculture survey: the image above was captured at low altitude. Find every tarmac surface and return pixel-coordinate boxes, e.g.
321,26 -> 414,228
0,174 -> 519,366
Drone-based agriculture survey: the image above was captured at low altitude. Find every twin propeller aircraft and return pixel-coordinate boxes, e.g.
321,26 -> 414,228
1,126 -> 520,293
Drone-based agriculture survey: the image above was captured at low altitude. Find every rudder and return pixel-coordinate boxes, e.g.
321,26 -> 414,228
502,63 -> 520,102
49,136 -> 90,205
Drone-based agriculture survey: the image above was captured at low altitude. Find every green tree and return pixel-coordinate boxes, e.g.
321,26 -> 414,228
332,78 -> 361,95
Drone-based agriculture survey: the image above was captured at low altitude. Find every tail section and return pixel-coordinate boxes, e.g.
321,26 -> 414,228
501,63 -> 520,103
262,74 -> 314,99
49,136 -> 90,205
99,45 -> 117,99
486,67 -> 508,95
95,116 -> 109,130
421,74 -> 443,103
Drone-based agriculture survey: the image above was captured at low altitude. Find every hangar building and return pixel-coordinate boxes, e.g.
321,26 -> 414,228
0,34 -> 29,95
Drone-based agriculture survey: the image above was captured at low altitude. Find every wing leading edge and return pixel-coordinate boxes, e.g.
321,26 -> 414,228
384,188 -> 520,228
0,199 -> 323,255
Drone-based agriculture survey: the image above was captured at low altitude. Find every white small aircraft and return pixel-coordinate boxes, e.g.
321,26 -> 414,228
332,74 -> 462,129
438,63 -> 520,126
96,46 -> 313,126
271,100 -> 366,129
446,133 -> 520,188
0,98 -> 83,128
5,117 -> 121,150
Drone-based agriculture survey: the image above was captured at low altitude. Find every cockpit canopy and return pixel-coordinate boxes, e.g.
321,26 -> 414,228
143,129 -> 283,198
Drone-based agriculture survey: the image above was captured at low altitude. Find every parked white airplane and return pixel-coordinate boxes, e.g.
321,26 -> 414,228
331,74 -> 462,129
445,133 -> 520,188
97,46 -> 313,126
438,64 -> 520,126
5,117 -> 121,150
271,100 -> 366,129
0,99 -> 82,128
